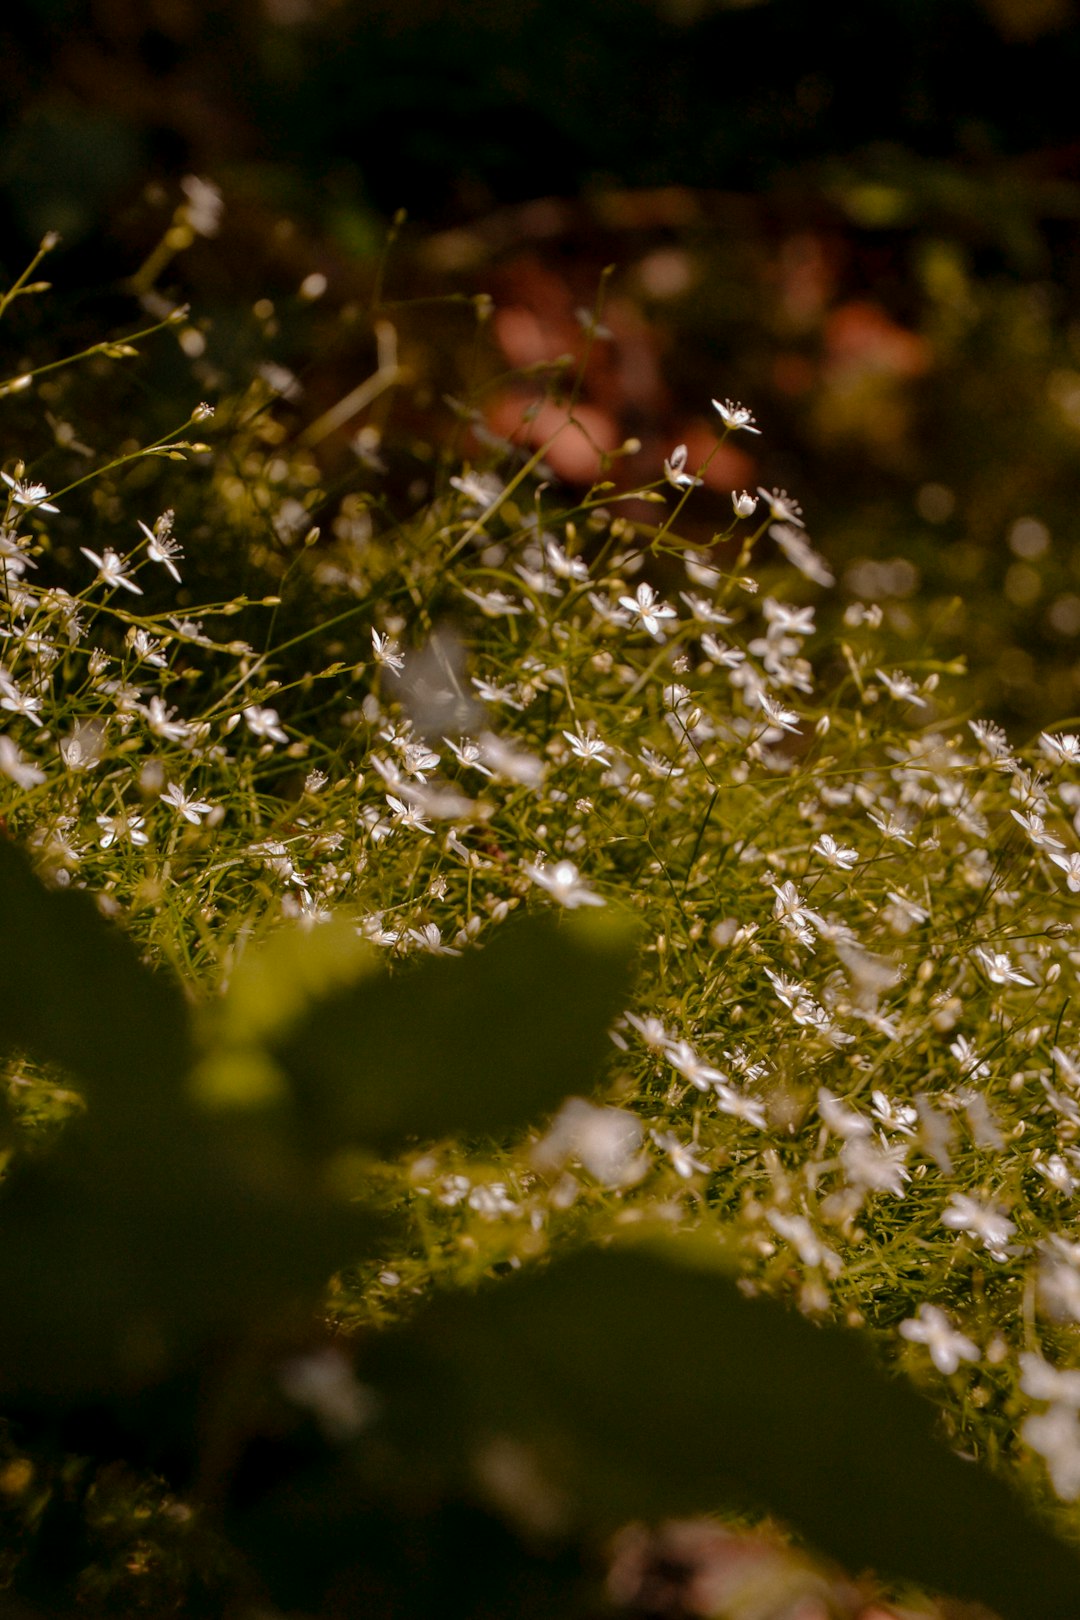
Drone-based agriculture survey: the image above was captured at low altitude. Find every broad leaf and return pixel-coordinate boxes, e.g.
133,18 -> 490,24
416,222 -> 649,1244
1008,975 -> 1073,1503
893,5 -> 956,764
273,910 -> 638,1151
366,1243 -> 1080,1620
0,838 -> 192,1110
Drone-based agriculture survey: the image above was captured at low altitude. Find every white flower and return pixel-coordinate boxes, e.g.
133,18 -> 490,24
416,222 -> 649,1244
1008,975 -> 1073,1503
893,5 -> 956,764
243,705 -> 288,744
1051,851 -> 1080,892
755,692 -> 801,734
1041,732 -> 1080,767
732,489 -> 758,518
624,1012 -> 672,1050
562,727 -> 612,766
160,782 -> 214,824
650,1129 -> 709,1178
405,922 -> 461,955
371,628 -> 405,673
711,398 -> 761,435
449,470 -> 503,509
618,582 -> 678,641
840,1134 -> 910,1197
80,546 -> 143,595
663,444 -> 703,490
949,1035 -> 990,1080
0,734 -> 45,788
699,633 -> 745,669
756,487 -> 804,527
766,1209 -> 828,1267
868,809 -> 915,847
899,1305 -> 979,1375
874,668 -> 927,707
460,585 -> 525,617
812,833 -> 858,870
180,174 -> 223,236
146,696 -> 195,743
97,809 -> 148,848
771,523 -> 835,587
137,512 -> 183,582
714,1083 -> 767,1129
523,858 -> 604,909
1023,1405 -> 1080,1500
2,470 -> 58,513
1011,808 -> 1065,850
664,1039 -> 725,1092
386,794 -> 434,835
679,592 -> 733,626
969,718 -> 1012,759
1021,1352 -> 1080,1406
817,1086 -> 872,1139
533,1098 -> 645,1188
972,945 -> 1034,987
870,1091 -> 917,1135
940,1192 -> 1015,1260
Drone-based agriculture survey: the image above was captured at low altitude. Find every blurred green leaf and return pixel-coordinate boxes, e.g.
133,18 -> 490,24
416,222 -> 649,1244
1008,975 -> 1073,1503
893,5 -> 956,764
0,838 -> 192,1107
368,1243 -> 1080,1620
273,910 -> 638,1152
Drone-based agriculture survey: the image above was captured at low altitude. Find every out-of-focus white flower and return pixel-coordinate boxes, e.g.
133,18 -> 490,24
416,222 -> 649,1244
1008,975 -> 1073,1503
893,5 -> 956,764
899,1304 -> 979,1375
732,489 -> 758,518
940,1192 -> 1015,1260
523,858 -> 604,909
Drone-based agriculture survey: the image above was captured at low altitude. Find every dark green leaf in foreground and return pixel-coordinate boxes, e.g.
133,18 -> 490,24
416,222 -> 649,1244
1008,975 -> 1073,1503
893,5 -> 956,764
367,1244 -> 1080,1620
273,910 -> 638,1152
0,837 -> 192,1105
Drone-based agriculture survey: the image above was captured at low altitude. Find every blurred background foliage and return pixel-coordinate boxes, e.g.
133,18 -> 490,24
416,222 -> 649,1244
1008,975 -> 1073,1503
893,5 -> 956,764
6,0 -> 1080,723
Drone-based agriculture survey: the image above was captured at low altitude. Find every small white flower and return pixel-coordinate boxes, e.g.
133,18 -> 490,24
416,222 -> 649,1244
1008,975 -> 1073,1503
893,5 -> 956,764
97,809 -> 148,848
0,734 -> 45,788
817,1086 -> 872,1139
386,794 -> 434,835
1024,1404 -> 1080,1500
618,582 -> 678,642
664,1039 -> 725,1093
650,1128 -> 709,1178
715,1084 -> 767,1129
243,705 -> 288,744
899,1304 -> 979,1375
371,628 -> 405,673
972,945 -> 1034,987
2,470 -> 58,513
523,858 -> 604,909
870,1090 -> 917,1135
80,546 -> 143,595
160,782 -> 214,824
449,470 -> 503,509
679,592 -> 733,626
940,1192 -> 1015,1260
969,718 -> 1012,759
562,727 -> 612,767
732,489 -> 758,518
405,922 -> 461,955
137,512 -> 183,582
756,487 -> 804,527
812,833 -> 858,870
754,691 -> 801,734
712,398 -> 761,435
1041,732 -> 1080,767
180,174 -> 223,237
874,668 -> 927,707
1051,851 -> 1080,892
663,444 -> 703,491
868,809 -> 915,847
766,1209 -> 827,1267
1011,808 -> 1065,850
